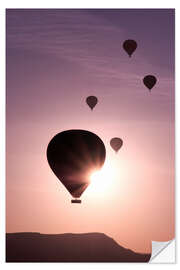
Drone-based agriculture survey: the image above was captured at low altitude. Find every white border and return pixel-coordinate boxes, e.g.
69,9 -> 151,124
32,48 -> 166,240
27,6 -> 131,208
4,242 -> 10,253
0,0 -> 178,8
0,1 -> 179,269
0,4 -> 5,265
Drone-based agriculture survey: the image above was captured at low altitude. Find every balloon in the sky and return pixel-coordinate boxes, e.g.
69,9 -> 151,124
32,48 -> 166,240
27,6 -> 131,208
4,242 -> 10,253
86,96 -> 98,110
123,40 -> 137,57
143,75 -> 157,91
110,137 -> 123,153
47,130 -> 106,203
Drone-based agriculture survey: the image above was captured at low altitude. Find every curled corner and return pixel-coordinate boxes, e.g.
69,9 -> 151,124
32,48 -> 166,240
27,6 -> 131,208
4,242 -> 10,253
149,239 -> 175,263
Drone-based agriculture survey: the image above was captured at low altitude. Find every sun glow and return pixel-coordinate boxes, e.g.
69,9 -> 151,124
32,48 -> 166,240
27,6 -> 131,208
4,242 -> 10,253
86,160 -> 117,196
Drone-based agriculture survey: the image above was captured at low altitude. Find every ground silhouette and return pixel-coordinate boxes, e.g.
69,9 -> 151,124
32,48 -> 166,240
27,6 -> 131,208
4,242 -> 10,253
6,232 -> 151,262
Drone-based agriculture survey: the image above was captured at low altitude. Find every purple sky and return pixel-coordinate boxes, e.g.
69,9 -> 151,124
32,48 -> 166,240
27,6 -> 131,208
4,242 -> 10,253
6,9 -> 174,253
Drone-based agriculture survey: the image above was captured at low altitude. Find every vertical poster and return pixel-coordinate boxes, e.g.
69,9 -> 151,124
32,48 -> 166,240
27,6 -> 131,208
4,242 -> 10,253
6,9 -> 175,263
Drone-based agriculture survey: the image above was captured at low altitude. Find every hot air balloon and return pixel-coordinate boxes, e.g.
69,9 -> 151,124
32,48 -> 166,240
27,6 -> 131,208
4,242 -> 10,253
47,130 -> 106,203
123,40 -> 137,57
143,75 -> 157,91
110,137 -> 123,153
86,96 -> 98,111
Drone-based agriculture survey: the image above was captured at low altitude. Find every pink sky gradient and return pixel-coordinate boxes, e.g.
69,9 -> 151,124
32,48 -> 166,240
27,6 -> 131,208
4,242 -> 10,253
6,9 -> 174,253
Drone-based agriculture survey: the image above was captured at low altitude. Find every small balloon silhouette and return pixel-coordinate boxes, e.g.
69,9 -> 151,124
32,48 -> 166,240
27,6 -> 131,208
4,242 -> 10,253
143,75 -> 157,91
47,130 -> 106,203
110,138 -> 123,153
123,40 -> 137,57
86,96 -> 98,110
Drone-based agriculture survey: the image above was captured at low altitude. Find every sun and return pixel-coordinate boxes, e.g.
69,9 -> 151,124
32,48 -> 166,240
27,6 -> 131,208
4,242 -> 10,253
86,160 -> 117,197
90,169 -> 111,192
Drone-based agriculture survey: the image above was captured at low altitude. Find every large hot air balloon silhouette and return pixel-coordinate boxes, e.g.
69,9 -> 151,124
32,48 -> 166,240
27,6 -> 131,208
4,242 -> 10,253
123,40 -> 137,57
143,75 -> 157,91
47,130 -> 106,203
86,96 -> 98,111
110,137 -> 123,153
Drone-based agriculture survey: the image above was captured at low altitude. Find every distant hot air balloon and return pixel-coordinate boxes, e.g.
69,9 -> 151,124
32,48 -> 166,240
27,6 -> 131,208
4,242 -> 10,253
86,96 -> 98,110
47,130 -> 106,203
143,75 -> 157,91
123,40 -> 137,57
110,137 -> 123,153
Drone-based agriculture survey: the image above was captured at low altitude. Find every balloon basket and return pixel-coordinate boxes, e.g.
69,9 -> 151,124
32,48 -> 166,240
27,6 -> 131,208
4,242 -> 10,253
71,199 -> 81,204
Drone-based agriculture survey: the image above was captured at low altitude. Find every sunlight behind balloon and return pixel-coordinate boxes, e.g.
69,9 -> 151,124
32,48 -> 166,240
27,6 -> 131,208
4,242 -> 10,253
86,160 -> 117,198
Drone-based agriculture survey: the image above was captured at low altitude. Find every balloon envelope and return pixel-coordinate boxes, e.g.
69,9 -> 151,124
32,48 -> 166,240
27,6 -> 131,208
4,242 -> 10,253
123,40 -> 137,57
110,138 -> 123,153
47,130 -> 106,199
143,75 -> 157,91
86,96 -> 98,110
